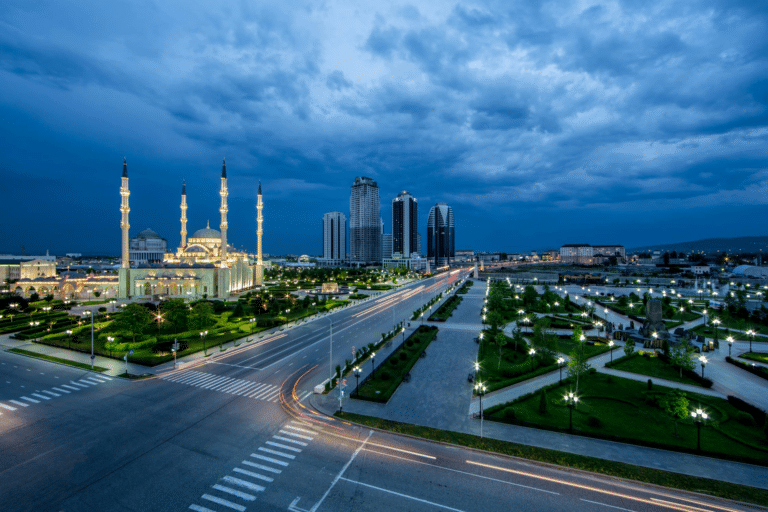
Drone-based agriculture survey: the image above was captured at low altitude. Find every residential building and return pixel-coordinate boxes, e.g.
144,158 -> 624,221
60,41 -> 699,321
349,177 -> 381,265
560,244 -> 626,265
392,191 -> 418,258
321,211 -> 347,265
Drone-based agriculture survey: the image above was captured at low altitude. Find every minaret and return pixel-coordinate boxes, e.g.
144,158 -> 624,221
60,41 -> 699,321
256,180 -> 264,285
180,181 -> 188,250
219,159 -> 228,266
120,158 -> 130,268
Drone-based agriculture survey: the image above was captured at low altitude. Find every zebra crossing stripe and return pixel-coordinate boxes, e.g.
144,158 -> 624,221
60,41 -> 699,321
77,380 -> 96,386
234,382 -> 259,395
218,381 -> 245,393
42,390 -> 60,397
211,484 -> 257,501
250,453 -> 289,467
31,393 -> 51,400
200,494 -> 245,511
97,375 -> 112,380
258,447 -> 295,459
9,400 -> 28,407
279,429 -> 312,441
0,403 -> 17,411
227,382 -> 253,394
186,374 -> 220,386
69,381 -> 88,388
176,372 -> 206,384
208,378 -> 237,391
60,384 -> 80,391
242,460 -> 282,473
265,441 -> 301,453
221,475 -> 265,492
201,377 -> 231,389
21,396 -> 40,404
233,467 -> 274,482
272,435 -> 307,446
285,424 -> 316,435
188,504 -> 217,512
82,378 -> 103,385
244,383 -> 270,397
251,386 -> 276,400
52,387 -> 71,394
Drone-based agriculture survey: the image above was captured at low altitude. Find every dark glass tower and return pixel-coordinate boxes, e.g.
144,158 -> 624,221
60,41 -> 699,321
427,203 -> 455,267
392,191 -> 418,257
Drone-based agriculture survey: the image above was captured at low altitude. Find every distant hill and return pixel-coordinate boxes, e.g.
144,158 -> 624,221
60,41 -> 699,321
628,236 -> 768,254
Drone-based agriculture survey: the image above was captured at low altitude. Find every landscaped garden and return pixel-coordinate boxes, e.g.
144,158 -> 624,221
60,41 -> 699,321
429,295 -> 462,321
741,352 -> 768,364
354,325 -> 438,403
607,351 -> 706,386
485,372 -> 768,465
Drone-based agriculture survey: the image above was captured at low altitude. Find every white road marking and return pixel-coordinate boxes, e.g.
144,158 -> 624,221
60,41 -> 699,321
338,477 -> 467,511
580,499 -> 637,512
31,393 -> 51,400
207,378 -> 236,391
211,484 -> 256,501
258,447 -> 295,459
200,493 -> 245,511
252,386 -> 277,400
221,475 -> 265,492
250,453 -> 289,466
243,383 -> 270,397
201,377 -> 232,389
52,387 -> 71,394
285,424 -> 316,435
279,429 -> 313,440
69,381 -> 88,388
0,403 -> 17,411
21,396 -> 40,404
42,390 -> 60,397
242,460 -> 283,473
61,384 -> 80,391
188,504 -> 217,512
82,378 -> 103,385
98,375 -> 112,380
9,400 -> 28,407
234,382 -> 259,395
308,430 -> 373,512
186,374 -> 220,386
265,441 -> 302,452
77,380 -> 95,386
233,467 -> 274,482
226,382 -> 252,394
272,435 -> 307,446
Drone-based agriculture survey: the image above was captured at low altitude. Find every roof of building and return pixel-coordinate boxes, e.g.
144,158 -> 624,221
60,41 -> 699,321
733,265 -> 768,277
191,221 -> 221,239
135,228 -> 164,239
561,244 -> 591,247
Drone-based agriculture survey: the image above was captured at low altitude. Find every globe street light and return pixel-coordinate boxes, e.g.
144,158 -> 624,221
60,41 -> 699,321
711,318 -> 721,347
746,329 -> 756,353
691,408 -> 708,451
200,330 -> 208,356
81,310 -> 94,369
475,381 -> 487,438
557,356 -> 565,384
726,336 -> 734,357
371,352 -> 376,377
528,347 -> 536,367
608,340 -> 615,363
564,392 -> 579,432
698,355 -> 708,379
66,329 -> 73,350
353,366 -> 361,397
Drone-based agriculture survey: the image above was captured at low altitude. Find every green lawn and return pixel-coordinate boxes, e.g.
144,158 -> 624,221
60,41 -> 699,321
355,326 -> 438,402
486,372 -> 768,464
740,352 -> 768,364
477,336 -> 557,393
557,338 -> 614,359
607,353 -> 704,386
429,295 -> 462,321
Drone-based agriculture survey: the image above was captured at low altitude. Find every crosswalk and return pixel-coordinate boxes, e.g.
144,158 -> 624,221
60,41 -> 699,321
188,420 -> 318,512
159,370 -> 312,402
0,375 -> 112,415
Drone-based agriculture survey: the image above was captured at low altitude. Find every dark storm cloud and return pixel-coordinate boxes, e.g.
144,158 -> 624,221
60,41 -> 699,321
0,0 -> 766,255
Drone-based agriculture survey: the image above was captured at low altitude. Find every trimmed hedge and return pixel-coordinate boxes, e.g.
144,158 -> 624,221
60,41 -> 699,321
726,356 -> 768,382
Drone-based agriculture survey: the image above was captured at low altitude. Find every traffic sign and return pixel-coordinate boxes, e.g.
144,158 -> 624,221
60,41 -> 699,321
351,345 -> 356,357
90,355 -> 95,360
128,349 -> 135,355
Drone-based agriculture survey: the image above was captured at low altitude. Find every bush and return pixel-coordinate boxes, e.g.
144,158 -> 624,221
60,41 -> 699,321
390,358 -> 399,366
406,339 -> 414,347
735,411 -> 756,427
538,390 -> 548,414
587,415 -> 603,428
647,378 -> 653,390
98,307 -> 107,313
399,352 -> 408,361
727,395 -> 767,424
379,371 -> 391,381
503,408 -> 516,421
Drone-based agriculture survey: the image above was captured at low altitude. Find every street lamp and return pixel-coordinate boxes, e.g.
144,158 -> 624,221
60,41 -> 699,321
608,340 -> 615,363
746,329 -> 756,353
200,330 -> 208,356
557,356 -> 565,384
711,318 -> 721,347
691,408 -> 708,451
323,316 -> 334,384
698,355 -> 708,379
249,317 -> 256,337
82,310 -> 94,369
66,329 -> 73,350
353,366 -> 361,397
528,347 -> 536,366
564,392 -> 579,432
726,336 -> 734,357
475,381 -> 487,438
29,320 -> 40,342
371,352 -> 376,376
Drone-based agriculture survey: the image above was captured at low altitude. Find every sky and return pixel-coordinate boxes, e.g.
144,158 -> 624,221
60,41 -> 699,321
1,0 -> 767,257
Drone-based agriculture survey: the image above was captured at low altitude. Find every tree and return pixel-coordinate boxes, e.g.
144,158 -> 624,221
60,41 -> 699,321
522,285 -> 538,308
511,327 -> 524,351
538,389 -> 548,414
189,302 -> 214,331
567,347 -> 590,393
112,303 -> 153,343
623,339 -> 635,357
494,332 -> 508,370
661,390 -> 689,436
161,299 -> 189,334
487,288 -> 504,312
486,311 -> 505,333
663,252 -> 670,265
670,339 -> 696,378
572,326 -> 584,356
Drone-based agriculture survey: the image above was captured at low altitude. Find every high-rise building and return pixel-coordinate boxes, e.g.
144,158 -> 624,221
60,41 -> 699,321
382,233 -> 392,260
427,203 -> 455,267
349,177 -> 381,265
392,191 -> 418,258
322,211 -> 347,265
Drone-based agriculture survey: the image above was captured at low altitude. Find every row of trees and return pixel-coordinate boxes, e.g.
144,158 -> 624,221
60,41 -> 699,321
111,301 -> 215,343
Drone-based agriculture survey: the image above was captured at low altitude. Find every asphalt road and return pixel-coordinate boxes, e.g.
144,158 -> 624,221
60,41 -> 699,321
0,272 -> 760,512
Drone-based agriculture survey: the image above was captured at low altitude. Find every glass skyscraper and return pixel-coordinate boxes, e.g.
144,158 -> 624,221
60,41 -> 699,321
427,203 -> 455,267
349,177 -> 381,265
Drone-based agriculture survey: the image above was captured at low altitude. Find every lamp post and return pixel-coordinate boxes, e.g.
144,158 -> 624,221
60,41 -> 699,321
107,336 -> 114,357
29,320 -> 40,343
371,352 -> 376,377
528,347 -> 536,367
608,340 -> 615,363
746,329 -> 756,353
200,330 -> 208,356
354,366 -> 361,397
699,355 -> 708,379
557,357 -> 565,384
564,392 -> 579,432
249,317 -> 256,337
691,408 -> 708,451
474,361 -> 480,382
475,381 -> 487,438
726,336 -> 734,357
323,316 -> 333,384
66,329 -> 73,350
712,318 -> 721,346
82,310 -> 94,369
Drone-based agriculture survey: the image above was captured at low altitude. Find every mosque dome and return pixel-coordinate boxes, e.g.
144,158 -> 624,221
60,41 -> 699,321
191,221 -> 221,239
136,228 -> 163,239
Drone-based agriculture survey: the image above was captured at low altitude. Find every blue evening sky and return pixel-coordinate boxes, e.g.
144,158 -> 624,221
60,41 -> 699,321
1,0 -> 766,256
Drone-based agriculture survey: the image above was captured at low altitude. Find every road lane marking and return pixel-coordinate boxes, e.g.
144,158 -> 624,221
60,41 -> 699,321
61,384 -> 80,390
258,447 -> 295,459
41,390 -> 60,397
337,477 -> 466,512
581,499 -> 637,512
0,403 -> 17,411
31,393 -> 51,400
200,494 -> 246,511
77,380 -> 96,386
363,443 -> 436,460
9,400 -> 28,407
265,441 -> 302,452
52,387 -> 71,394
244,383 -> 270,397
272,435 -> 307,446
69,381 -> 88,388
250,454 -> 289,466
188,505 -> 217,512
233,467 -> 274,482
285,424 -> 316,435
308,430 -> 373,512
211,484 -> 257,501
221,475 -> 265,492
21,396 -> 40,403
242,460 -> 283,473
279,429 -> 313,440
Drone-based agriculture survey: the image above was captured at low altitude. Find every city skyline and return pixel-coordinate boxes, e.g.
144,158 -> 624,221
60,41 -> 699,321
1,1 -> 767,256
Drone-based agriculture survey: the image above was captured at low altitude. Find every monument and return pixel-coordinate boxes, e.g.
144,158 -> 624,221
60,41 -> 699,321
640,299 -> 668,345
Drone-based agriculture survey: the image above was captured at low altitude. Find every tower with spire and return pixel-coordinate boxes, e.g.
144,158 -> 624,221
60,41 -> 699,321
118,158 -> 131,298
218,159 -> 230,296
255,180 -> 264,286
179,181 -> 188,250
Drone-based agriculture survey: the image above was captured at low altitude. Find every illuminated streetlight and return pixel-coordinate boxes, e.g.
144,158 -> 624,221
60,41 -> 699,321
564,392 -> 579,432
691,408 -> 708,451
698,355 -> 708,379
557,356 -> 565,383
726,336 -> 734,357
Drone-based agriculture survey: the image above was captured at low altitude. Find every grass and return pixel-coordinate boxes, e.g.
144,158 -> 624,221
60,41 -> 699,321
485,373 -> 768,465
355,326 -> 438,402
477,337 -> 557,393
8,348 -> 109,372
557,338 -> 614,359
429,295 -> 462,321
334,411 -> 768,507
740,352 -> 768,364
116,372 -> 152,380
608,352 -> 705,386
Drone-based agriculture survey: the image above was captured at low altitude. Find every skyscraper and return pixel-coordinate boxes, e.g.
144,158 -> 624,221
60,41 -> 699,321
427,203 -> 455,267
392,191 -> 418,258
322,211 -> 347,264
349,177 -> 381,265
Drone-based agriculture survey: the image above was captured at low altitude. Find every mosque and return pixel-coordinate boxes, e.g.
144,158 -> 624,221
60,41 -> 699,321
117,159 -> 265,299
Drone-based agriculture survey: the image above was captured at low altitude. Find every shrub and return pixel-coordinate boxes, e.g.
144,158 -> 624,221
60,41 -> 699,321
406,339 -> 414,347
735,411 -> 756,427
503,408 -> 516,421
399,352 -> 408,361
587,415 -> 603,428
379,371 -> 391,381
98,307 -> 107,313
538,390 -> 548,414
647,378 -> 653,390
390,358 -> 399,366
